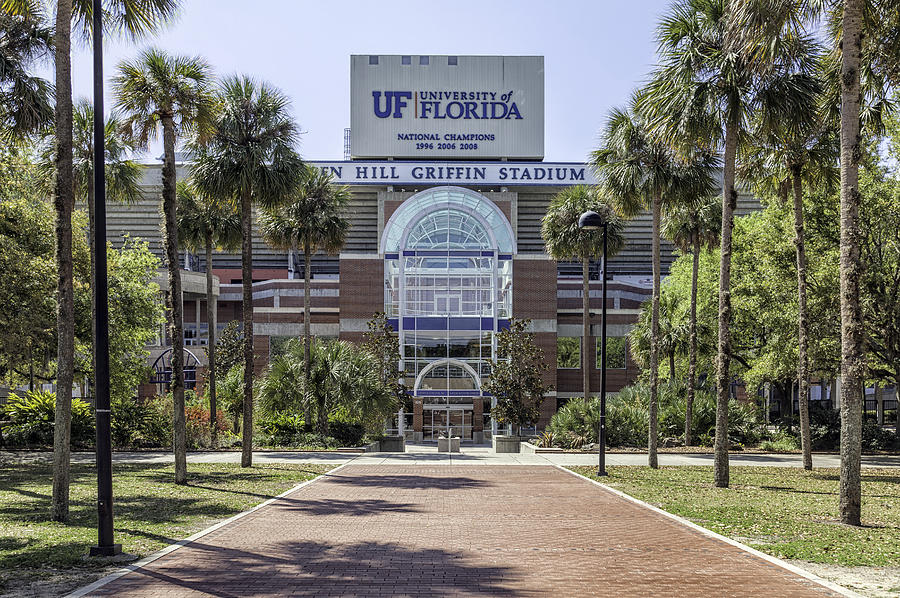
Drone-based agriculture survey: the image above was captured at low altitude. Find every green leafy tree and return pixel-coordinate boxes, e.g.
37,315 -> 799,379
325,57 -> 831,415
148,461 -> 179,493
113,47 -> 215,485
192,75 -> 305,467
640,0 -> 817,488
177,181 -> 241,445
541,185 -> 624,404
362,312 -> 407,426
2,0 -> 179,523
106,237 -> 164,406
483,319 -> 552,437
592,100 -> 716,468
259,166 -> 350,427
661,194 -> 720,445
215,320 -> 245,377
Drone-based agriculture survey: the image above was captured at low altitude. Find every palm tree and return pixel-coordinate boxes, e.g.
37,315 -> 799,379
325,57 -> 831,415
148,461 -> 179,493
259,167 -> 349,434
541,185 -> 625,439
1,0 -> 177,522
192,75 -> 304,467
70,99 -> 142,415
662,194 -> 720,445
113,48 -> 215,484
176,181 -> 241,446
0,9 -> 53,138
744,87 -> 838,471
639,0 -> 813,487
591,101 -> 716,468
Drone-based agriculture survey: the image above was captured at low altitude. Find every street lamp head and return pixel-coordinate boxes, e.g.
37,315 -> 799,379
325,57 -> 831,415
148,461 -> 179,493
578,210 -> 606,230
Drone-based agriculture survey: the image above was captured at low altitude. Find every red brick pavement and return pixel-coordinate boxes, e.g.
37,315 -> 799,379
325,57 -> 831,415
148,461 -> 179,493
86,465 -> 845,597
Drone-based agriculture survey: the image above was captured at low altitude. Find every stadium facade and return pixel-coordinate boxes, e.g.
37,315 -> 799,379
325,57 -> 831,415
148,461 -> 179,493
119,55 -> 759,442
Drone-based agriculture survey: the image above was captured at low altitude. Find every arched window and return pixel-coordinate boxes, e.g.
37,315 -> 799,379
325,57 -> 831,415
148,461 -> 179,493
381,186 -> 515,253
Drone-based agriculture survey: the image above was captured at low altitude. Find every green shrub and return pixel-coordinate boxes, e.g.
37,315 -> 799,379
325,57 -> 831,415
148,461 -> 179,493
111,396 -> 148,448
258,413 -> 306,446
1,390 -> 94,447
759,429 -> 801,452
546,382 -> 764,449
327,420 -> 365,447
137,394 -> 173,448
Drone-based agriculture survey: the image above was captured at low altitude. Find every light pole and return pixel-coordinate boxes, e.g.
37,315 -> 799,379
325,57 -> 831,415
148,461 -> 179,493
578,210 -> 608,477
89,0 -> 120,557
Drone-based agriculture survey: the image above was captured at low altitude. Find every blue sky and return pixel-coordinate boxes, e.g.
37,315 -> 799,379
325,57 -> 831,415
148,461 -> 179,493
65,0 -> 673,162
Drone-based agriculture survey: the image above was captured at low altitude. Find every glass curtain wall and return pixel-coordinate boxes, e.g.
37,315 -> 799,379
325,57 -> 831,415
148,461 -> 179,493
382,187 -> 515,441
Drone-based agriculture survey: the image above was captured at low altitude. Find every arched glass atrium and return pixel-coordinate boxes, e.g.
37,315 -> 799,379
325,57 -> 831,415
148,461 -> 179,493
382,186 -> 514,442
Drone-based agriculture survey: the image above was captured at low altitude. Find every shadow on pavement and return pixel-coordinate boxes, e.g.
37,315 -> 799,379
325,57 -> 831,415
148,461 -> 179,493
324,472 -> 493,490
94,540 -> 524,597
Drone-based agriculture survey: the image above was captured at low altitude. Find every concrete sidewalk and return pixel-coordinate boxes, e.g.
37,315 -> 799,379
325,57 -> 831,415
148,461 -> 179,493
76,464 -> 850,597
4,446 -> 898,468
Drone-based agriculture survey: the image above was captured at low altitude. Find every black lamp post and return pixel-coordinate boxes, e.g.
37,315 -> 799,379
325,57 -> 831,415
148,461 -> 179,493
89,0 -> 120,557
578,210 -> 608,477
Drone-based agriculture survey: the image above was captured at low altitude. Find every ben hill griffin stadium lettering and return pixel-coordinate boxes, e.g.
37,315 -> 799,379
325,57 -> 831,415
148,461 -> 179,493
308,161 -> 597,186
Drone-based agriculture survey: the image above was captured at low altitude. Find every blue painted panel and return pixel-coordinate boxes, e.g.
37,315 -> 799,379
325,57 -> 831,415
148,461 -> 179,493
498,254 -> 512,260
449,317 -> 481,331
497,319 -> 511,331
402,317 -> 416,330
384,253 -> 399,260
415,317 -> 448,330
481,317 -> 494,330
388,318 -> 399,330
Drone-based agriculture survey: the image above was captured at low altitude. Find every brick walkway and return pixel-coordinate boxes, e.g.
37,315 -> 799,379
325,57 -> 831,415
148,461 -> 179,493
86,465 -> 844,597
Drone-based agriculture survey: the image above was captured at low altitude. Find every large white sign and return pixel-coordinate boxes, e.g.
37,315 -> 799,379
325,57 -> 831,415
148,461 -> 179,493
309,161 -> 595,186
350,55 -> 544,160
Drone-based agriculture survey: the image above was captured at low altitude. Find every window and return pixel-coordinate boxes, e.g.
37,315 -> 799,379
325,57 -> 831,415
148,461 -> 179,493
401,55 -> 411,65
368,55 -> 378,65
448,56 -> 458,66
597,337 -> 627,369
419,55 -> 429,65
557,337 -> 581,369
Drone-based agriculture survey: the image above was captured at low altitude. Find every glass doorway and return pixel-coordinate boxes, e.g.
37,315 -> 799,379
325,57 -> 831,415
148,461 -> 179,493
424,407 -> 472,441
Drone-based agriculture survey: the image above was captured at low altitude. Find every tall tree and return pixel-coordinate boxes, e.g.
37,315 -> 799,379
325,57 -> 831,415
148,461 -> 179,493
641,0 -> 812,487
661,194 -> 720,445
259,166 -> 349,434
176,181 -> 240,446
744,90 -> 837,470
192,75 -> 304,467
541,185 -> 625,439
113,48 -> 214,484
3,0 -> 178,522
591,101 -> 716,468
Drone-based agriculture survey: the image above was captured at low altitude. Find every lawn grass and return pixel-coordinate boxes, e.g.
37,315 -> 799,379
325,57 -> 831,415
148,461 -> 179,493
571,465 -> 900,567
0,461 -> 331,595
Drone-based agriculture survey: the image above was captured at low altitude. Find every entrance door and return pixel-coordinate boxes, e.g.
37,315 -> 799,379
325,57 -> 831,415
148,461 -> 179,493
424,407 -> 472,441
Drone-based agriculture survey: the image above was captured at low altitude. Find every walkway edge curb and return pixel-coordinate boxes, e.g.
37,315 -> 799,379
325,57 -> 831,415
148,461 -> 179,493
64,458 -> 358,598
555,464 -> 865,598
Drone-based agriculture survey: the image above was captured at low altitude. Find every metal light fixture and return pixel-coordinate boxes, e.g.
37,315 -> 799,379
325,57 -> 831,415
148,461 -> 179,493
578,210 -> 608,477
90,0 -> 120,557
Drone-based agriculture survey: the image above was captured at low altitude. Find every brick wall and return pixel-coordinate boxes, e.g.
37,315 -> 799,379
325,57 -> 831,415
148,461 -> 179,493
339,258 -> 384,320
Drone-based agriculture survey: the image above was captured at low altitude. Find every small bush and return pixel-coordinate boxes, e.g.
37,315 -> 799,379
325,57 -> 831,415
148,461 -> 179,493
759,430 -> 801,452
327,420 -> 365,447
1,390 -> 94,447
111,396 -> 148,448
546,382 -> 764,449
258,413 -> 307,446
137,394 -> 173,448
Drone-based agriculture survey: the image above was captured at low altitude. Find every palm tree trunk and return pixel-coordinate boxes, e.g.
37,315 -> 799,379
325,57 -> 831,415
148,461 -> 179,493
649,194 -> 661,469
241,189 -> 254,468
304,247 -> 324,435
792,171 -> 812,471
685,237 -> 700,446
582,255 -> 591,401
206,236 -> 217,447
161,115 -> 187,485
51,0 -> 75,523
715,107 -> 739,489
839,0 -> 865,526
